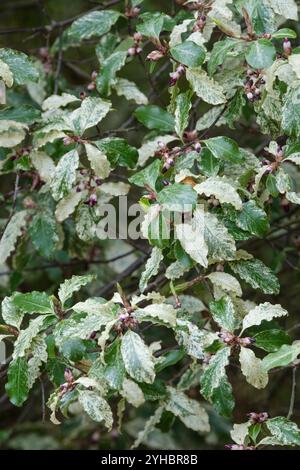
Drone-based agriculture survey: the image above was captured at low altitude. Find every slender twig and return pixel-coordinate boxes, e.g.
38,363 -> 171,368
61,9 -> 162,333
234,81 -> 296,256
54,28 -> 63,94
0,0 -> 121,35
287,367 -> 297,420
0,249 -> 136,277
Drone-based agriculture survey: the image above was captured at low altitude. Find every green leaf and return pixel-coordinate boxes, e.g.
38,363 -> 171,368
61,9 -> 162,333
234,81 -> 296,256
12,292 -> 53,314
211,376 -> 235,418
230,258 -> 280,294
134,105 -> 175,132
0,211 -> 27,264
242,302 -> 288,332
209,295 -> 239,332
272,28 -> 297,39
95,138 -> 138,169
121,330 -> 155,384
101,339 -> 126,390
51,149 -> 79,201
266,417 -> 300,446
204,136 -> 244,164
253,329 -> 291,352
28,212 -> 59,259
235,201 -> 269,237
63,10 -> 121,47
165,387 -> 210,432
139,247 -> 163,293
157,183 -> 197,211
78,390 -> 113,430
175,90 -> 192,139
137,15 -> 164,40
129,159 -> 161,190
170,41 -> 205,68
58,274 -> 95,308
96,51 -> 127,96
6,357 -> 29,407
262,341 -> 300,371
200,347 -> 231,401
0,105 -> 41,125
198,148 -> 220,176
186,68 -> 226,105
0,48 -> 38,85
245,39 -> 276,70
208,38 -> 241,76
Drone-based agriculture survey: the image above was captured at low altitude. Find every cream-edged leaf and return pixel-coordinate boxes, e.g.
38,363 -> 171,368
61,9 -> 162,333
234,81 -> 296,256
134,303 -> 177,327
85,143 -> 111,179
186,68 -> 226,105
0,211 -> 27,264
0,59 -> 13,87
58,274 -> 95,307
165,386 -> 210,432
139,247 -> 163,293
121,378 -> 145,407
176,208 -> 208,268
78,390 -> 113,429
114,78 -> 148,105
239,347 -> 268,389
121,330 -> 155,384
242,302 -> 288,332
194,176 -> 242,210
207,272 -> 242,297
30,150 -> 55,183
51,149 -> 79,201
42,93 -> 80,111
0,120 -> 27,147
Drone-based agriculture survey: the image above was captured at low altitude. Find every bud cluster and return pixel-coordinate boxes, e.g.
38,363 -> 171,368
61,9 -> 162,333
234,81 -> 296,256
125,5 -> 141,19
128,32 -> 143,56
38,47 -> 52,73
10,145 -> 32,162
193,13 -> 207,32
244,69 -> 266,102
283,37 -> 292,56
218,330 -> 255,347
247,412 -> 269,424
169,64 -> 185,87
59,368 -> 75,397
87,70 -> 98,91
115,309 -> 138,334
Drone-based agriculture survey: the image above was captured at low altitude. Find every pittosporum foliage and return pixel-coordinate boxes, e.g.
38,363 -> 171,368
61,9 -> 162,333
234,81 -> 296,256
1,0 -> 300,451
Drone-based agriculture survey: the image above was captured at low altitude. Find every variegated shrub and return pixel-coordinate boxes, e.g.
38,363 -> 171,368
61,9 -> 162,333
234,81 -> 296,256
1,0 -> 300,450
